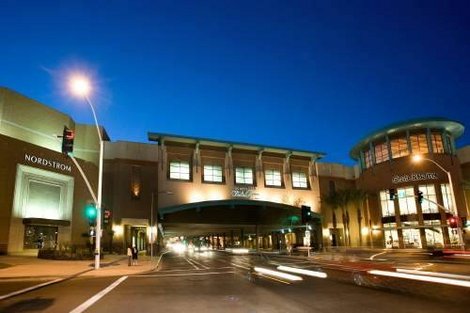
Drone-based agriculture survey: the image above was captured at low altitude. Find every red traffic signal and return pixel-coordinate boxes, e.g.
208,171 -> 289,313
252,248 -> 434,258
448,216 -> 458,229
61,126 -> 75,155
103,209 -> 112,225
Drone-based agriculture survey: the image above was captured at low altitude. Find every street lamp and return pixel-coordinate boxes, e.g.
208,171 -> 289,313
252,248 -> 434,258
412,154 -> 464,249
69,75 -> 104,269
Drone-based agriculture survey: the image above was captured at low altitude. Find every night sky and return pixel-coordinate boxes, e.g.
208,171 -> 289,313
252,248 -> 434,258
1,1 -> 469,165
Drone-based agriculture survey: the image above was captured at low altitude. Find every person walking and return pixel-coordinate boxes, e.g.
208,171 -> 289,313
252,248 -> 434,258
127,245 -> 132,266
132,245 -> 138,265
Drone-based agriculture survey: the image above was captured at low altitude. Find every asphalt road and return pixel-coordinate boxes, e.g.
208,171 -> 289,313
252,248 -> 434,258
0,251 -> 468,313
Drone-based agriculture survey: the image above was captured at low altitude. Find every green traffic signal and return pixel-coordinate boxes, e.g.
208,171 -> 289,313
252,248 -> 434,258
85,203 -> 97,222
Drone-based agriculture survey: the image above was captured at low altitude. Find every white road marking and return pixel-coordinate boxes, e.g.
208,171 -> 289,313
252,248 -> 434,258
185,258 -> 200,269
0,278 -> 63,300
369,251 -> 387,260
137,271 -> 235,278
230,262 -> 250,270
187,258 -> 210,269
69,276 -> 128,313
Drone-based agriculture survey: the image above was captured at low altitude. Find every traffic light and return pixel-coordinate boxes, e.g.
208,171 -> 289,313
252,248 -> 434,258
448,216 -> 458,229
85,203 -> 97,225
103,209 -> 111,226
61,126 -> 75,155
301,205 -> 312,224
389,188 -> 396,201
417,191 -> 424,204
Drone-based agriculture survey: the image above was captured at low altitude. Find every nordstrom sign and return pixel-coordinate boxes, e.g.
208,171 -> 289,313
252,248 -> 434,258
392,172 -> 438,184
25,154 -> 72,172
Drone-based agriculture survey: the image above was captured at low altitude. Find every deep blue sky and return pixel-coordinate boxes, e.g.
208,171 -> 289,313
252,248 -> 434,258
1,0 -> 469,165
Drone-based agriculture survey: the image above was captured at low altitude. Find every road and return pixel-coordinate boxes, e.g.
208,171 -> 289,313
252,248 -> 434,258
0,250 -> 468,312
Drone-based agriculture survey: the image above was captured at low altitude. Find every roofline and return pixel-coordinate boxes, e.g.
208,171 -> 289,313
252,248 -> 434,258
148,132 -> 325,159
349,117 -> 465,160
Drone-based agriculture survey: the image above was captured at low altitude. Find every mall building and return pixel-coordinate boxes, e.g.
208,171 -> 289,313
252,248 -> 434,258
0,87 -> 468,255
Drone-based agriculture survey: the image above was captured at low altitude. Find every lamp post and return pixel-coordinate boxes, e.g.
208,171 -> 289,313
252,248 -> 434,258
70,75 -> 104,269
412,154 -> 464,249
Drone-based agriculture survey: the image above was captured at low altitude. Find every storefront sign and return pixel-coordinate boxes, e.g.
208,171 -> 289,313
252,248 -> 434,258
392,172 -> 438,184
231,186 -> 255,198
25,154 -> 72,173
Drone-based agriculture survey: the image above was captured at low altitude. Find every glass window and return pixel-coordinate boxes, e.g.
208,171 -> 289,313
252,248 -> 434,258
374,142 -> 389,164
397,187 -> 417,215
380,190 -> 395,217
430,132 -> 445,154
402,221 -> 422,248
419,184 -> 438,213
235,167 -> 254,185
292,171 -> 308,188
424,220 -> 444,248
363,149 -> 373,168
169,161 -> 190,180
265,169 -> 282,187
410,134 -> 429,154
390,137 -> 409,159
383,222 -> 399,248
440,184 -> 454,214
203,164 -> 223,183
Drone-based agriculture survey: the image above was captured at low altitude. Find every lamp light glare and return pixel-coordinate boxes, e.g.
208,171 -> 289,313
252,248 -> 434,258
70,75 -> 91,97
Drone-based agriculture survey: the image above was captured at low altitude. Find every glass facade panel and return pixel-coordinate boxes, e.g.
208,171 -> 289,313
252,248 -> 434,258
265,169 -> 282,187
292,171 -> 308,188
390,137 -> 409,159
203,164 -> 223,183
409,134 -> 429,154
235,167 -> 254,185
431,132 -> 445,154
169,161 -> 190,180
397,187 -> 417,215
380,190 -> 395,217
383,222 -> 399,248
424,220 -> 444,248
374,142 -> 389,164
419,184 -> 438,213
363,149 -> 372,168
440,184 -> 454,214
402,221 -> 422,248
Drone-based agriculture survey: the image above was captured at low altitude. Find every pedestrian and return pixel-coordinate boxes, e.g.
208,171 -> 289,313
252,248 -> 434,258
127,245 -> 132,266
132,245 -> 138,265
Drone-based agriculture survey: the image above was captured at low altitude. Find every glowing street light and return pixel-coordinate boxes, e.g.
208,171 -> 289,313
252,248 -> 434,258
412,154 -> 464,249
69,74 -> 104,269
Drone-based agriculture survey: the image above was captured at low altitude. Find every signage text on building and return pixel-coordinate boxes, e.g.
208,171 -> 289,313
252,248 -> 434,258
231,186 -> 256,199
25,154 -> 72,172
392,172 -> 438,184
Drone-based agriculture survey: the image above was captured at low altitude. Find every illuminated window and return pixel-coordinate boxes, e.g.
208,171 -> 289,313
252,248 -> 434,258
402,221 -> 421,248
397,187 -> 417,215
374,142 -> 389,164
383,222 -> 399,248
265,169 -> 282,187
430,132 -> 445,154
380,190 -> 395,217
235,167 -> 254,185
203,164 -> 223,183
440,184 -> 454,214
390,137 -> 409,159
364,149 -> 373,168
418,184 -> 438,213
130,165 -> 141,199
410,134 -> 429,154
292,171 -> 308,189
424,220 -> 444,248
169,161 -> 190,180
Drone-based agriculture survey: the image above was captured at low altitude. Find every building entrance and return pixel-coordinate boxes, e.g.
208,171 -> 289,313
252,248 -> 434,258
24,225 -> 58,249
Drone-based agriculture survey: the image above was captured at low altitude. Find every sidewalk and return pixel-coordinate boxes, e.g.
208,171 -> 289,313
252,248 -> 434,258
0,254 -> 158,279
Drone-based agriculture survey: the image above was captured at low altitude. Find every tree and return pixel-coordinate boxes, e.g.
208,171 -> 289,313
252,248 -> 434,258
348,189 -> 367,247
322,191 -> 341,246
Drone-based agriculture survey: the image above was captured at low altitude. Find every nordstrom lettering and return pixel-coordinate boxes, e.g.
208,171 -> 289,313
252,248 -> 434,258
392,172 -> 438,184
25,154 -> 72,172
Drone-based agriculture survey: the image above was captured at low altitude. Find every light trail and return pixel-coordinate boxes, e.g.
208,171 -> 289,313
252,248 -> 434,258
277,266 -> 327,278
368,270 -> 470,288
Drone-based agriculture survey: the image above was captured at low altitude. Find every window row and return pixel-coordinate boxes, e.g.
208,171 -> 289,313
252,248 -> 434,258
380,184 -> 453,217
362,131 -> 447,169
169,161 -> 309,188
